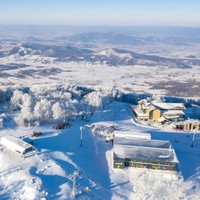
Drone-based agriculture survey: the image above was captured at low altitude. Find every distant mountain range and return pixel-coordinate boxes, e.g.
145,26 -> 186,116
0,41 -> 198,68
1,30 -> 200,68
57,32 -> 200,46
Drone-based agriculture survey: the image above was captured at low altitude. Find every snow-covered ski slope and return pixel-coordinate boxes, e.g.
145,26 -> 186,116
0,102 -> 200,199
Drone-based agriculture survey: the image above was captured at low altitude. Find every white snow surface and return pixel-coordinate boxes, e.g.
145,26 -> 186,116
95,48 -> 132,59
0,56 -> 200,97
0,102 -> 200,200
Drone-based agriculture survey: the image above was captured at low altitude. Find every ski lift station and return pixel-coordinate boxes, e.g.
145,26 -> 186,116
113,137 -> 179,172
0,135 -> 36,158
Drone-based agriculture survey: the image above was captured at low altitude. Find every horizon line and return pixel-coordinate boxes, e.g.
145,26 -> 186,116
0,24 -> 200,28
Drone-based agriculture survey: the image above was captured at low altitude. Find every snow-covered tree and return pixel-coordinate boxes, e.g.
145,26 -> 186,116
11,90 -> 24,110
73,99 -> 89,120
21,93 -> 33,121
52,102 -> 67,123
34,98 -> 53,122
14,93 -> 34,126
192,104 -> 200,119
85,91 -> 103,114
10,84 -> 113,127
84,89 -> 113,114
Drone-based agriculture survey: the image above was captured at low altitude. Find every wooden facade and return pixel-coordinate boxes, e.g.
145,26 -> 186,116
149,109 -> 161,121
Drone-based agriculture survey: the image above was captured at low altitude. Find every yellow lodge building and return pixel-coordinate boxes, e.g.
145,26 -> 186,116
133,99 -> 185,123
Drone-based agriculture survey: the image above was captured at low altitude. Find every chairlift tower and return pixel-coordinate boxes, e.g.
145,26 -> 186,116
70,171 -> 79,198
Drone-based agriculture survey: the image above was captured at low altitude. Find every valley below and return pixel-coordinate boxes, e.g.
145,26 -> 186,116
1,28 -> 200,98
0,59 -> 199,98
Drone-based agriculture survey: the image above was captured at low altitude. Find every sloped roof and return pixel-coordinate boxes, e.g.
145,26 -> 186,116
138,99 -> 151,108
134,107 -> 149,117
152,99 -> 164,103
153,103 -> 185,110
113,145 -> 178,164
163,110 -> 184,115
158,116 -> 167,123
114,138 -> 171,149
138,99 -> 148,104
0,136 -> 33,153
148,104 -> 157,111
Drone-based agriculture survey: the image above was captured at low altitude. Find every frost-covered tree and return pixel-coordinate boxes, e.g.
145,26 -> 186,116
0,113 -> 11,128
0,87 -> 14,103
14,93 -> 34,126
73,99 -> 89,120
34,98 -> 53,122
85,90 -> 113,114
192,104 -> 200,119
10,84 -> 114,127
100,90 -> 113,109
11,90 -> 24,110
52,102 -> 67,123
21,93 -> 33,120
111,88 -> 122,100
85,91 -> 103,114
66,99 -> 78,123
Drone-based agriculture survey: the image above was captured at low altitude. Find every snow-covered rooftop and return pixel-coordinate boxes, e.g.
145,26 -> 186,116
113,145 -> 179,164
158,116 -> 167,123
114,138 -> 171,149
148,104 -> 156,111
153,103 -> 185,110
162,110 -> 185,115
114,131 -> 151,140
133,107 -> 149,117
0,135 -> 32,153
138,99 -> 148,104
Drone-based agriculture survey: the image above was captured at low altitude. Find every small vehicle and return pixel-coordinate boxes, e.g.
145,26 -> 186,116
32,131 -> 42,137
84,187 -> 91,193
107,125 -> 117,133
56,124 -> 69,129
106,135 -> 114,142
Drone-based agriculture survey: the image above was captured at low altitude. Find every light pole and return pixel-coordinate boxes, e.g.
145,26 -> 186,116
80,126 -> 83,147
191,129 -> 196,147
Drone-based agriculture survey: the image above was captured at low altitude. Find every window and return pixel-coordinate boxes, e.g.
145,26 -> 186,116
23,147 -> 34,154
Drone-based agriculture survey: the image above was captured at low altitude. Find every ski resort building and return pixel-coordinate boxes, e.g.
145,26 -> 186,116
113,137 -> 179,172
133,99 -> 185,123
0,136 -> 36,158
175,119 -> 200,131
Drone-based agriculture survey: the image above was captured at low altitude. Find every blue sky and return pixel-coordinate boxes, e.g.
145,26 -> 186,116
0,0 -> 200,26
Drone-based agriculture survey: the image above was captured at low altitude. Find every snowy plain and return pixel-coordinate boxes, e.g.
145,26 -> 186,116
0,102 -> 200,200
0,54 -> 200,97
